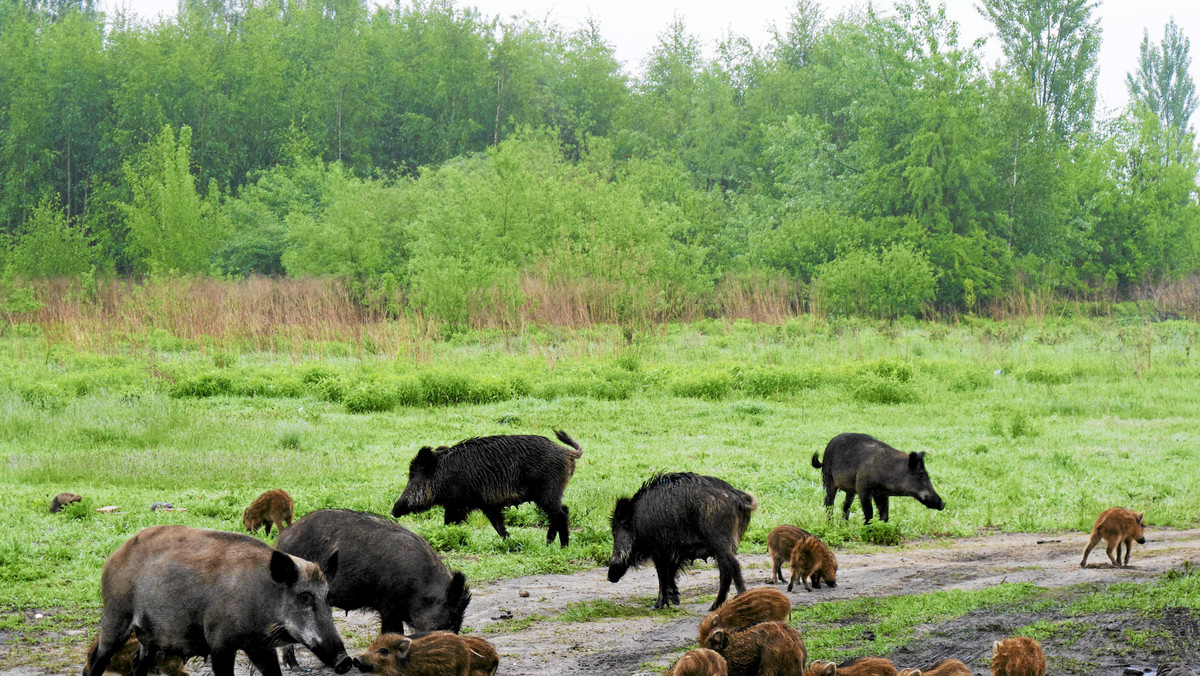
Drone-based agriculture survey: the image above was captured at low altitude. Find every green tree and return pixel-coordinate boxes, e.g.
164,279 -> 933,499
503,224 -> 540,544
977,0 -> 1100,140
1127,18 -> 1197,159
121,125 -> 223,274
8,196 -> 91,277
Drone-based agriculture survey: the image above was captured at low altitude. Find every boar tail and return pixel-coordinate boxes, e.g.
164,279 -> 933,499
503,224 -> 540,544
738,492 -> 758,513
554,429 -> 583,457
811,452 -> 823,469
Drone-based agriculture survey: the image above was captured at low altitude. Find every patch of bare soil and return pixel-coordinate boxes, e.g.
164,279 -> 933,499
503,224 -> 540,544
6,528 -> 1200,676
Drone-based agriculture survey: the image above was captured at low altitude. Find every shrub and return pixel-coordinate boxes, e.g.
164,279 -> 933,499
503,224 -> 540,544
1020,365 -> 1071,385
860,359 -> 914,382
344,384 -> 397,413
740,366 -> 825,398
390,375 -> 424,407
316,378 -> 347,403
861,521 -> 903,546
669,372 -> 734,400
850,372 -> 920,405
168,373 -> 233,398
422,524 -> 472,552
419,370 -> 474,406
19,382 -> 69,410
816,244 -> 936,319
300,364 -> 339,384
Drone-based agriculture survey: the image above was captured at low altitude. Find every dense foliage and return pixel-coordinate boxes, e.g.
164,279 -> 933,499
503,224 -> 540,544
0,0 -> 1197,322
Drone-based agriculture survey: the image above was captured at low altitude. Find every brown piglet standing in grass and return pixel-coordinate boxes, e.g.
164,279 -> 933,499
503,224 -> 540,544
697,587 -> 791,645
242,489 -> 293,536
990,637 -> 1046,676
665,648 -> 729,676
354,632 -> 470,676
805,658 -> 898,676
789,534 -> 838,592
768,525 -> 811,584
704,621 -> 806,676
1080,507 -> 1146,568
898,659 -> 971,676
84,635 -> 188,676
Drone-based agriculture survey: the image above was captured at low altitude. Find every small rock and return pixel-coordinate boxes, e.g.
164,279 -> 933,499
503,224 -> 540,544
34,613 -> 44,620
518,589 -> 530,598
96,505 -> 120,513
150,502 -> 174,511
50,493 -> 82,513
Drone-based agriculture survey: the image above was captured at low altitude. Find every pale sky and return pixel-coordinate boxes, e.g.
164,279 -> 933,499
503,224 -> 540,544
104,0 -> 1199,121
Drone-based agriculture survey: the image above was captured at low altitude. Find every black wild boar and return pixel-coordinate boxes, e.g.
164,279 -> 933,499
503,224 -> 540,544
276,509 -> 470,636
812,433 -> 945,524
354,632 -> 470,676
697,587 -> 791,645
243,489 -> 294,536
704,621 -> 807,676
391,430 -> 582,547
83,525 -> 351,676
608,472 -> 756,610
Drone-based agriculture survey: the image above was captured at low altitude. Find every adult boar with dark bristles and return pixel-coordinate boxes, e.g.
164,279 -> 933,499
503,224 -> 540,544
83,526 -> 351,676
813,433 -> 945,524
276,509 -> 470,640
608,472 -> 756,610
391,430 -> 582,547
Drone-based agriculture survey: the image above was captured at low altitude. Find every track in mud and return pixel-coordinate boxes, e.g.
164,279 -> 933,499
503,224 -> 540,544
8,528 -> 1200,676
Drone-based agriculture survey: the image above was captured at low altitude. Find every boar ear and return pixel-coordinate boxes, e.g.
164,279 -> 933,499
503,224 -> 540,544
394,636 -> 412,660
992,640 -> 1001,657
413,446 -> 437,469
822,663 -> 837,676
908,452 -> 921,471
708,629 -> 729,653
1137,512 -> 1145,523
610,498 -> 634,526
321,549 -> 339,582
270,551 -> 300,586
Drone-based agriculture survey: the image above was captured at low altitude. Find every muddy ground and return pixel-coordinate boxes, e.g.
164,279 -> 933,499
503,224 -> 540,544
6,528 -> 1200,676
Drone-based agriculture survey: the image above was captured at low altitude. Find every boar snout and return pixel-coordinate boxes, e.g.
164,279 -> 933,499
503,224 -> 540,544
389,501 -> 408,518
1138,537 -> 1147,544
919,492 -> 945,510
332,652 -> 354,674
353,657 -> 374,673
607,561 -> 628,583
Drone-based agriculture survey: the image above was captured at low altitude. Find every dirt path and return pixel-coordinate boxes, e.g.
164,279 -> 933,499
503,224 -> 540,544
10,528 -> 1200,676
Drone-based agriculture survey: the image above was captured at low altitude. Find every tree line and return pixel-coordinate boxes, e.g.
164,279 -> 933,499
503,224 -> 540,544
1,0 -> 1197,321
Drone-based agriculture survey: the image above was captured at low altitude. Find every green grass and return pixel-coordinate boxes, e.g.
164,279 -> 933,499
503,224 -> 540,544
3,316 -> 1200,617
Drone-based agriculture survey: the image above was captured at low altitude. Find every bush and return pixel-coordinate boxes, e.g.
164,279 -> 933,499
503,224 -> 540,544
169,373 -> 233,398
1020,365 -> 1071,385
670,372 -> 734,400
344,384 -> 397,413
419,370 -> 474,406
422,524 -> 472,552
816,244 -> 936,319
315,378 -> 347,403
861,521 -> 903,546
859,359 -> 914,382
740,366 -> 826,398
850,372 -> 920,405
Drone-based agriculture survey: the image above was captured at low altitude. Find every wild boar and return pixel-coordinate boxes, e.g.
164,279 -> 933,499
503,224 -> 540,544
84,634 -> 187,676
51,492 -> 82,513
354,632 -> 470,676
697,587 -> 791,646
1157,664 -> 1197,676
806,658 -> 898,676
898,659 -> 972,676
1080,507 -> 1146,568
459,635 -> 499,676
276,509 -> 470,635
83,525 -> 351,676
704,621 -> 806,676
990,637 -> 1045,676
391,430 -> 582,547
243,489 -> 294,536
812,433 -> 945,524
608,472 -> 756,610
768,525 -> 811,584
788,535 -> 838,592
665,648 -> 729,676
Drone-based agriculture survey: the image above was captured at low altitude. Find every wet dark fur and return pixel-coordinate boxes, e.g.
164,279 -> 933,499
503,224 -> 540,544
391,430 -> 582,547
608,472 -> 757,611
277,509 -> 470,635
813,433 -> 945,523
704,621 -> 806,676
697,587 -> 790,646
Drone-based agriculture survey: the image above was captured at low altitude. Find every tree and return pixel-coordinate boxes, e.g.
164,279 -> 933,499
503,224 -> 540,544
1127,18 -> 1197,158
977,0 -> 1100,140
8,196 -> 91,277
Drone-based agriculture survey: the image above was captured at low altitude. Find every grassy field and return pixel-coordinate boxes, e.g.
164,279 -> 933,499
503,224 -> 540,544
2,315 -> 1198,631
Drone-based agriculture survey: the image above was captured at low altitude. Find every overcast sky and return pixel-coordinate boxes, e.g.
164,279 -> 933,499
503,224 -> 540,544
105,0 -> 1198,120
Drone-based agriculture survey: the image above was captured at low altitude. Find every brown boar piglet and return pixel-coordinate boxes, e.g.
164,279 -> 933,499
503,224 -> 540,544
84,635 -> 187,676
768,525 -> 812,583
788,535 -> 838,592
990,637 -> 1045,676
1080,507 -> 1146,568
242,489 -> 293,536
665,648 -> 729,676
825,657 -> 898,676
898,658 -> 971,676
354,632 -> 469,676
705,621 -> 806,676
697,587 -> 791,645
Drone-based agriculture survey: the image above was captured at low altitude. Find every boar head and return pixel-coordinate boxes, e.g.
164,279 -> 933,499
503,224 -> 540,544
906,452 -> 945,511
607,497 -> 636,583
410,571 -> 471,633
391,447 -> 440,517
354,634 -> 412,674
271,550 -> 352,674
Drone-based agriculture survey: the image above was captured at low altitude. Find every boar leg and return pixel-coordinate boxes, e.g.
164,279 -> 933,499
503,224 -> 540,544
481,506 -> 510,539
1105,539 -> 1120,567
858,490 -> 875,524
246,645 -> 285,676
841,491 -> 855,521
875,495 -> 890,523
444,505 -> 469,525
264,521 -> 273,537
85,624 -> 134,676
809,564 -> 822,590
710,550 -> 744,611
652,556 -> 679,609
824,484 -> 838,519
1080,532 -> 1102,567
210,650 -> 237,676
280,646 -> 306,671
1124,538 -> 1133,566
131,640 -> 159,676
538,501 -> 570,547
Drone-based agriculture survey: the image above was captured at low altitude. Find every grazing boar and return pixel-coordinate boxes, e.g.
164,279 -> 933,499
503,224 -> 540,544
84,634 -> 187,676
243,489 -> 294,536
697,587 -> 791,646
990,637 -> 1045,676
391,430 -> 582,547
51,492 -> 82,513
83,526 -> 351,676
354,632 -> 470,676
898,659 -> 972,676
768,525 -> 811,584
608,472 -> 756,610
276,509 -> 470,635
666,648 -> 729,676
1080,507 -> 1146,568
788,535 -> 838,592
805,658 -> 898,676
812,433 -> 945,524
704,622 -> 806,676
